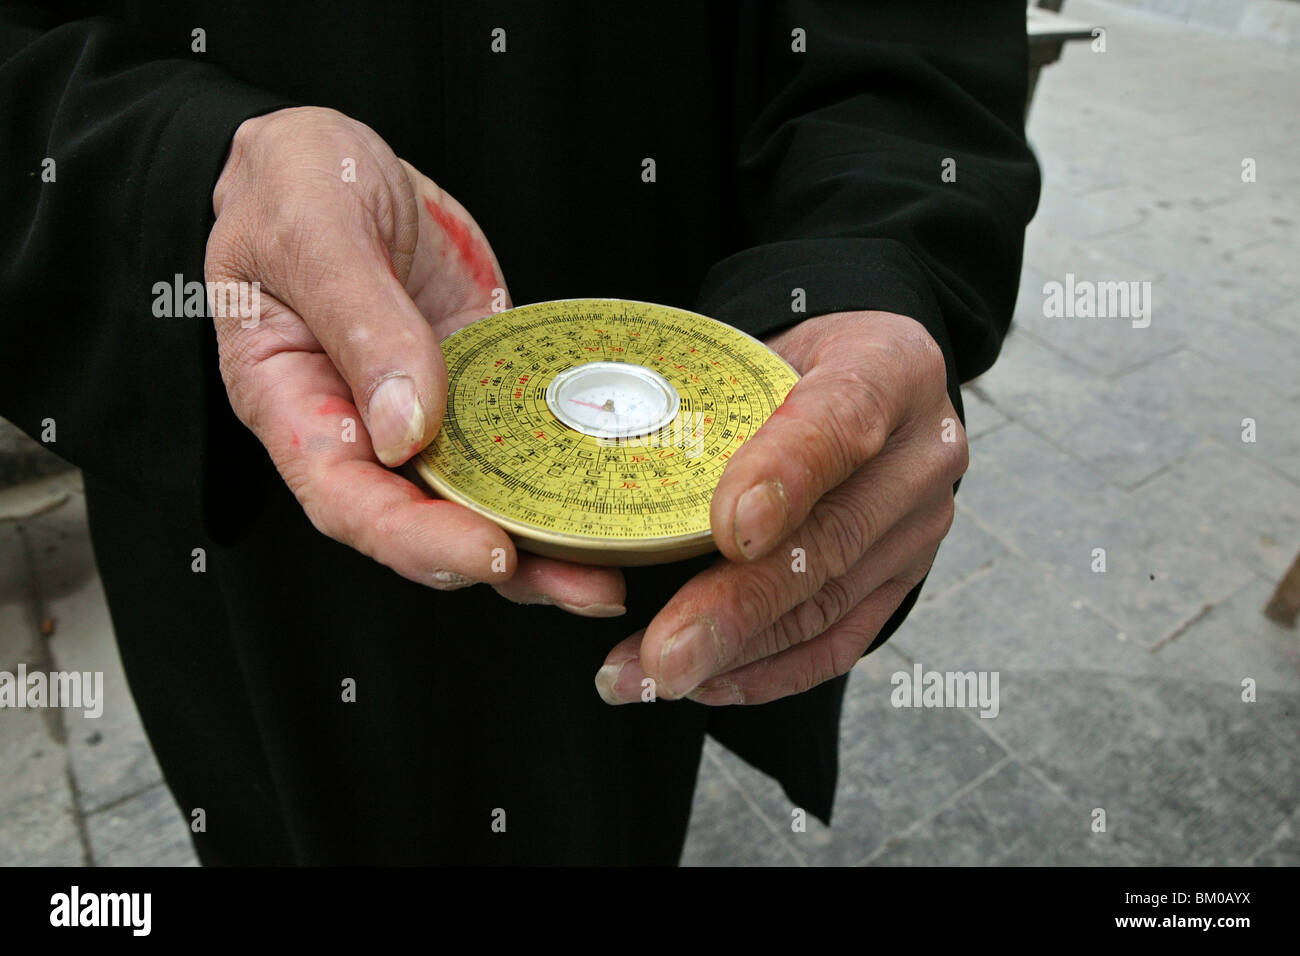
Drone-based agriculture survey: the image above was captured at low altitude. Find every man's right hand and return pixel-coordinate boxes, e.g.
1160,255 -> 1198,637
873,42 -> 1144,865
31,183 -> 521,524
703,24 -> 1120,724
205,106 -> 626,615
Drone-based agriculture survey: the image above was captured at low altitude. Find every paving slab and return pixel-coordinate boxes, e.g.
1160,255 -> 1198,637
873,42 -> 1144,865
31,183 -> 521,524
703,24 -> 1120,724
981,670 -> 1298,865
0,524 -> 84,866
895,557 -> 1158,678
1022,226 -> 1163,289
1115,347 -> 1300,480
24,495 -> 166,816
84,784 -> 198,868
1012,265 -> 1187,379
1251,298 -> 1300,341
0,709 -> 86,867
866,759 -> 1142,866
1134,439 -> 1300,581
1247,806 -> 1300,866
957,423 -> 1256,644
1154,577 -> 1300,695
978,332 -> 1198,488
1,529 -> 32,658
1190,309 -> 1300,400
1155,269 -> 1297,334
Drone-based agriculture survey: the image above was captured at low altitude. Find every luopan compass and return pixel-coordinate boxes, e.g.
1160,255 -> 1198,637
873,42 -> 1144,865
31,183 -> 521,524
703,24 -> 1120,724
412,299 -> 799,565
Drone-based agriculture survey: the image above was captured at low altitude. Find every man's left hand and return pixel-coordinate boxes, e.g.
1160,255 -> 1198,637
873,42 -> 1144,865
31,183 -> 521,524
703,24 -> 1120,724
595,310 -> 968,705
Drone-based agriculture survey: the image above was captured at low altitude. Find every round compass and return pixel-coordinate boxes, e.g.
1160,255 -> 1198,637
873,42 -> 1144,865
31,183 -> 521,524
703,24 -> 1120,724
412,298 -> 799,565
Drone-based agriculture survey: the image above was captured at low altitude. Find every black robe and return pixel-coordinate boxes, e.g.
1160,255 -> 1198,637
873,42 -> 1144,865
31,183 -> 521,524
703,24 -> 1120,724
0,0 -> 1041,863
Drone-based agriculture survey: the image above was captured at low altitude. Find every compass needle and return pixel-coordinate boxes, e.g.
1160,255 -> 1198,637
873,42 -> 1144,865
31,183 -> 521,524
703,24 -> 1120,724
413,299 -> 798,566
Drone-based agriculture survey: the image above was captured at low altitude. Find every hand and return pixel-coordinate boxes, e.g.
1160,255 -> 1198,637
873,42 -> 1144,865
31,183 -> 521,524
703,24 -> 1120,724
594,311 -> 967,704
206,106 -> 625,615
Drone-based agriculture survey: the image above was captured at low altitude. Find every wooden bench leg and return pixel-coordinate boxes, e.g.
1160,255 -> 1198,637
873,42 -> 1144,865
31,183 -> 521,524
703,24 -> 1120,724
1264,551 -> 1300,628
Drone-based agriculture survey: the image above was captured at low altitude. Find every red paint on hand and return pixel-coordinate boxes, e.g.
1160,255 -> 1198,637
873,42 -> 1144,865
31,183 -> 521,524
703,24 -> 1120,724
423,197 -> 497,295
316,396 -> 355,417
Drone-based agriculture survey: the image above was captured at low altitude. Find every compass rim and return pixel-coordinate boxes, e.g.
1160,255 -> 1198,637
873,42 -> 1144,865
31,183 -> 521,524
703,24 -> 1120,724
410,455 -> 716,558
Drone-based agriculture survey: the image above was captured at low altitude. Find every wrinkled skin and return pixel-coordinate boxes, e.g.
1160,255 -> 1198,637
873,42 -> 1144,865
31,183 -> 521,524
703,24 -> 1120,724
206,107 -> 968,703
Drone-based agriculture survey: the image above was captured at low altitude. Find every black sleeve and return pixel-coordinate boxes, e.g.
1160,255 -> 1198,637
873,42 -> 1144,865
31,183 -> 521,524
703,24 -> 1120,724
0,2 -> 294,534
698,0 -> 1041,407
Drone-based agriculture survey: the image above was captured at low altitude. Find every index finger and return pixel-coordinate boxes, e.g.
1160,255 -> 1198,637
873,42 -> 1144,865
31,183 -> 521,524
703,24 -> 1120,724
709,323 -> 926,563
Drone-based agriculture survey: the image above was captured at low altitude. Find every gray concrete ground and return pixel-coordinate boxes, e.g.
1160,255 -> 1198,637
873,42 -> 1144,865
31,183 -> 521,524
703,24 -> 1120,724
2,0 -> 1297,866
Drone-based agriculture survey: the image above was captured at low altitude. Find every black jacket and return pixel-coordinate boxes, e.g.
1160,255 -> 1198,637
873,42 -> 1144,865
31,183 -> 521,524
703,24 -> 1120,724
1,1 -> 1040,863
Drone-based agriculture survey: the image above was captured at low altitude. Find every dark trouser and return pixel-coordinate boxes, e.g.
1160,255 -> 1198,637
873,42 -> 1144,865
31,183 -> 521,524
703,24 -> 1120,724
84,472 -> 714,865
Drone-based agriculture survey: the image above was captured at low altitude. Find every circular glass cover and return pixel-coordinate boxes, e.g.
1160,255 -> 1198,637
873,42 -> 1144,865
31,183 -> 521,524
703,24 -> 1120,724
545,361 -> 680,440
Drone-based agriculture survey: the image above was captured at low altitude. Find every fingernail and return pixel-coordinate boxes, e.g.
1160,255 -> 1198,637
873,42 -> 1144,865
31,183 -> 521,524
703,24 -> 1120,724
430,569 -> 473,590
595,650 -> 644,702
369,375 -> 424,465
598,660 -> 634,707
505,592 -> 556,608
733,479 -> 788,559
508,593 -> 625,617
658,619 -> 720,699
557,602 -> 626,618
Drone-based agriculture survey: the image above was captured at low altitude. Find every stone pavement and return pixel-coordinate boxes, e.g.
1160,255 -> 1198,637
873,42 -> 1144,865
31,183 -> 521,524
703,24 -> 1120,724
2,0 -> 1297,866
